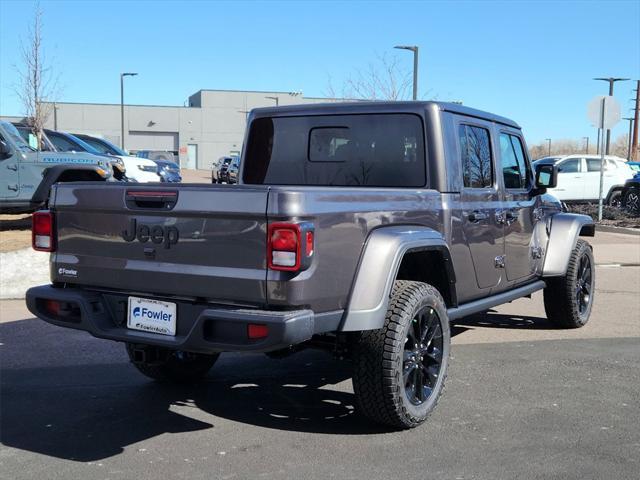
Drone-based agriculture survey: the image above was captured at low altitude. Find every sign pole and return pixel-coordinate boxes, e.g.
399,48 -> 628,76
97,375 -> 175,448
597,98 -> 606,221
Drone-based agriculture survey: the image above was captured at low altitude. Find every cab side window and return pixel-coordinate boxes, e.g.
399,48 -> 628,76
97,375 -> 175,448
558,159 -> 581,173
500,133 -> 531,189
459,124 -> 493,188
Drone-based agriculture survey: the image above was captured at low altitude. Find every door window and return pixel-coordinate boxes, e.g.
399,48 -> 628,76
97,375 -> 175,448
500,133 -> 531,189
48,134 -> 82,152
586,159 -> 601,171
558,159 -> 581,173
459,125 -> 493,188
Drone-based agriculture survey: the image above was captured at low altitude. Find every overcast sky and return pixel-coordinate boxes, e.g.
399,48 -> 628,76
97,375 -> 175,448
1,0 -> 638,145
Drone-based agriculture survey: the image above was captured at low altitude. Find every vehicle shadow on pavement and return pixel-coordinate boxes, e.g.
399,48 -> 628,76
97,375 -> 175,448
452,309 -> 556,337
0,215 -> 31,231
0,319 -> 389,462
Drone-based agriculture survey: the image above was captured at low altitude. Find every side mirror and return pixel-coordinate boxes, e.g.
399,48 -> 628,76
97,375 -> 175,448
0,139 -> 12,159
535,163 -> 558,190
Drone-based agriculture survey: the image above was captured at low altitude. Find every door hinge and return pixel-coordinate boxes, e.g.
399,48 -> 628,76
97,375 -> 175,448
494,255 -> 506,268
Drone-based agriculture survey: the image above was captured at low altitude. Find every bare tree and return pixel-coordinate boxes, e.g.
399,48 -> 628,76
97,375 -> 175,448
528,134 -> 631,160
14,2 -> 58,148
325,53 -> 413,101
610,134 -> 629,158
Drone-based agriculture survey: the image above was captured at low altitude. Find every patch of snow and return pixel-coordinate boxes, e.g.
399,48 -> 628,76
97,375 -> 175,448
0,248 -> 49,299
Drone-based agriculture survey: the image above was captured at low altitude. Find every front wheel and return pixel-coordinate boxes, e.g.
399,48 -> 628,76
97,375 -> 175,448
126,343 -> 219,383
623,187 -> 640,215
543,239 -> 595,328
607,190 -> 622,208
352,280 -> 450,429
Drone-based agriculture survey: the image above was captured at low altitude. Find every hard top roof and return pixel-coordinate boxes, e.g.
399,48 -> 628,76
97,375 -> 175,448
250,101 -> 520,129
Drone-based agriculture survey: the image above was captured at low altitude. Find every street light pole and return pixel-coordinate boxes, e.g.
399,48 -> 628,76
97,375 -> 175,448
394,45 -> 418,100
594,77 -> 629,154
120,72 -> 138,150
623,117 -> 634,161
583,136 -> 589,154
545,138 -> 551,156
632,83 -> 640,161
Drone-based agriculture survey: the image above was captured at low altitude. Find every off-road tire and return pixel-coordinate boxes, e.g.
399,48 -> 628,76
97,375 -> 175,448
623,187 -> 640,215
543,239 -> 595,328
607,190 -> 622,208
352,280 -> 450,429
126,343 -> 219,382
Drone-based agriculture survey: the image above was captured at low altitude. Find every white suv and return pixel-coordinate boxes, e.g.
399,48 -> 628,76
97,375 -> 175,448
533,154 -> 635,205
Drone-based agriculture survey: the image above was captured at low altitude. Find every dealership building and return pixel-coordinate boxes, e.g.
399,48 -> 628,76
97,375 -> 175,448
2,89 -> 333,169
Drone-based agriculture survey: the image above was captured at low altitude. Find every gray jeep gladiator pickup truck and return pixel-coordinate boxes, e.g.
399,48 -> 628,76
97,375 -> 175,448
26,102 -> 596,429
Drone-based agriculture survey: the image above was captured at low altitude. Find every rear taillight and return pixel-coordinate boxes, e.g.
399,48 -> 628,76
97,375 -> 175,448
32,211 -> 55,252
267,222 -> 314,272
268,223 -> 301,271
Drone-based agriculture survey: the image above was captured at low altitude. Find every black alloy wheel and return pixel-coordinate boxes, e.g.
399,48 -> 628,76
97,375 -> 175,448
575,253 -> 593,316
403,306 -> 444,406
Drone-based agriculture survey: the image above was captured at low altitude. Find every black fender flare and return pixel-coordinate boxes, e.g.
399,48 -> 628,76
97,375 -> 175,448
31,165 -> 108,208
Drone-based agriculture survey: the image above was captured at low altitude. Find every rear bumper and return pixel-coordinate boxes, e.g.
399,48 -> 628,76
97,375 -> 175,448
26,285 -> 332,354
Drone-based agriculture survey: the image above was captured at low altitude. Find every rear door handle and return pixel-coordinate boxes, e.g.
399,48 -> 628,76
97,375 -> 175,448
6,164 -> 17,171
468,211 -> 488,222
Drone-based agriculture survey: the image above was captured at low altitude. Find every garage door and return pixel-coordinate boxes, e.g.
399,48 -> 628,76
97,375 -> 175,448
128,131 -> 178,153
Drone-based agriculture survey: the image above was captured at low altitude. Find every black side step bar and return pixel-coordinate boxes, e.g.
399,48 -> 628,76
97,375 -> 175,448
447,280 -> 546,321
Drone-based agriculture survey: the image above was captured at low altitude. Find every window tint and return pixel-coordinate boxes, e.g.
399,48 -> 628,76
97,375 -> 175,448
80,136 -> 111,154
500,133 -> 530,189
48,133 -> 83,152
243,114 -> 425,187
559,159 -> 581,173
459,125 -> 493,188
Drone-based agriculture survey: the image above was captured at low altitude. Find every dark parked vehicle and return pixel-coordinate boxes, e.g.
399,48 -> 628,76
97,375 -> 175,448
621,172 -> 640,215
26,102 -> 596,429
154,159 -> 182,182
73,135 -> 161,183
219,156 -> 240,184
44,130 -> 126,180
212,156 -> 235,183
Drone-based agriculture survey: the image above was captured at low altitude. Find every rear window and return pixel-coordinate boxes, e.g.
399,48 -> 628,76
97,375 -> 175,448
243,114 -> 425,187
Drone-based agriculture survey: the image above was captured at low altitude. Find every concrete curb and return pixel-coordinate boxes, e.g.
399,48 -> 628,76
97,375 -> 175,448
596,225 -> 640,236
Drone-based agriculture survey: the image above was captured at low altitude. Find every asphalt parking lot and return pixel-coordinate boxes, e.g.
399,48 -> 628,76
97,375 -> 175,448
1,232 -> 639,480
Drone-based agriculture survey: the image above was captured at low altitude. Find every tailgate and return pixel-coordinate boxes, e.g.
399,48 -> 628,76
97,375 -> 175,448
50,183 -> 269,306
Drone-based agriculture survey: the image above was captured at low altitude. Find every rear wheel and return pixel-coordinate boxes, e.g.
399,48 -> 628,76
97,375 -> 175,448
125,343 -> 219,382
543,239 -> 595,328
352,280 -> 450,429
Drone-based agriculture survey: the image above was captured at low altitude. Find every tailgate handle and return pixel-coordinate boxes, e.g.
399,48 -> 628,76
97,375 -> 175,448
126,190 -> 178,210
